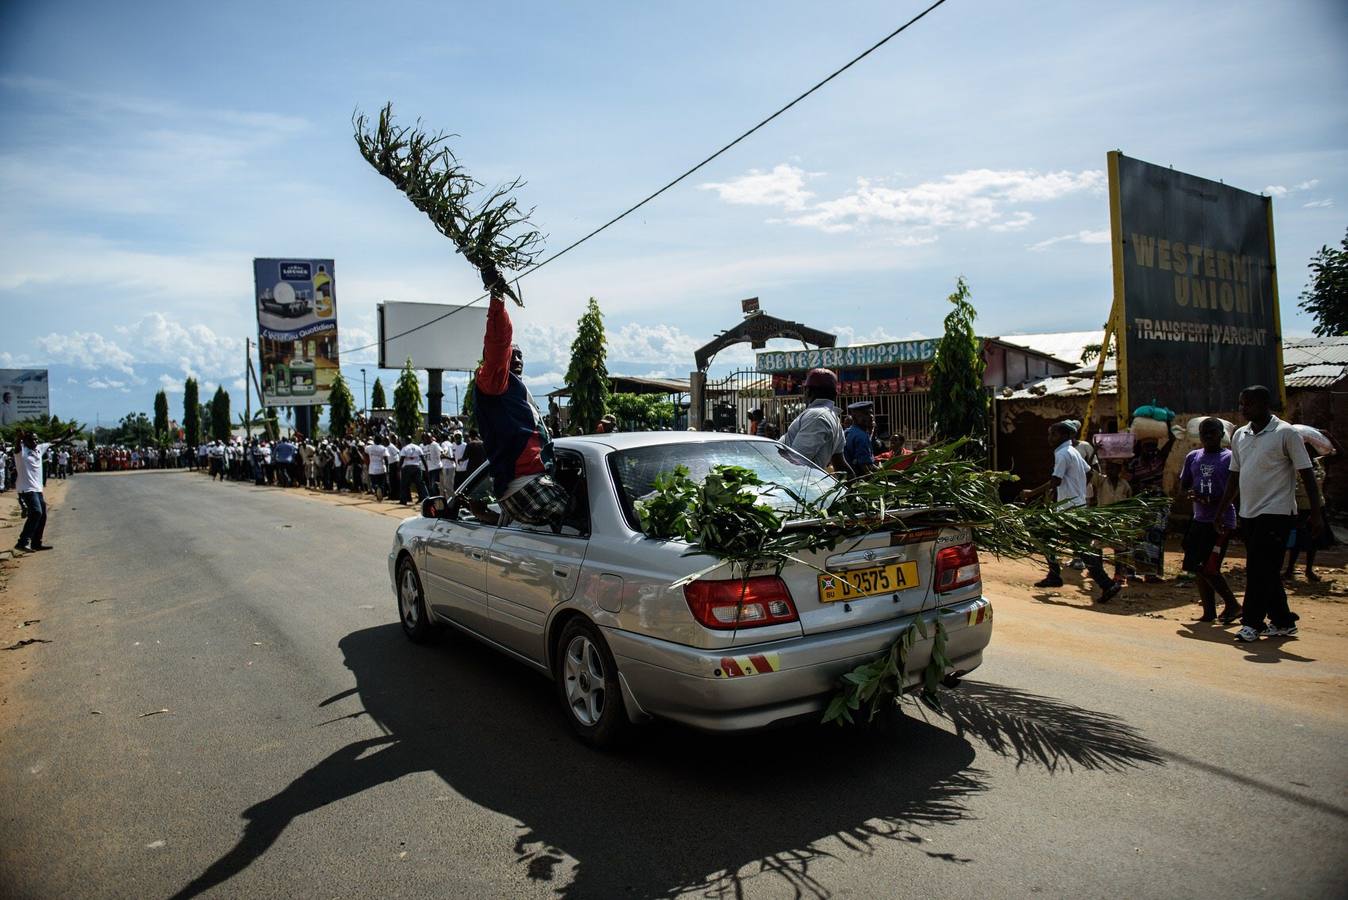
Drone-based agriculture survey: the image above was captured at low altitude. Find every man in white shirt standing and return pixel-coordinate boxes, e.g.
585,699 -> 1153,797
783,368 -> 848,472
12,426 -> 78,552
365,436 -> 389,501
1023,421 -> 1122,603
445,431 -> 468,494
421,431 -> 443,497
398,438 -> 425,506
1216,385 -> 1322,642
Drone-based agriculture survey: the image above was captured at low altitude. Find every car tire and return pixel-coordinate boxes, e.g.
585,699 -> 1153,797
555,618 -> 627,749
396,558 -> 437,644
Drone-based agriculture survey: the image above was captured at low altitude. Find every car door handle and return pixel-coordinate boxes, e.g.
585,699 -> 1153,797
469,550 -> 485,561
553,565 -> 570,579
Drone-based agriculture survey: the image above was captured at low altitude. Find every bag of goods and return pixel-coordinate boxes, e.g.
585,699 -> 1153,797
1093,432 -> 1135,459
1292,423 -> 1335,455
1130,415 -> 1170,442
1185,416 -> 1235,442
1133,403 -> 1176,423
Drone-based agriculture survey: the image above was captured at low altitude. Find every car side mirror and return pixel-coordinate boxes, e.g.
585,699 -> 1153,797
421,496 -> 448,519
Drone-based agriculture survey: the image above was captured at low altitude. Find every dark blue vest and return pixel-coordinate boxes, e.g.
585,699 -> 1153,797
473,374 -> 552,496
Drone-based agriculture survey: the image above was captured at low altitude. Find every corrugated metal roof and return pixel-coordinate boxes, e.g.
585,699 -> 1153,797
1286,364 -> 1347,388
999,373 -> 1117,401
992,330 -> 1105,367
1284,336 -> 1348,368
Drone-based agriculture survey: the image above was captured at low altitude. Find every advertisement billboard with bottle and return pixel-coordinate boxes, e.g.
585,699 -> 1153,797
253,258 -> 340,407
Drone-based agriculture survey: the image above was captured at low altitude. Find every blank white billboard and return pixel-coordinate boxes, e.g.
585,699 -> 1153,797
378,301 -> 489,371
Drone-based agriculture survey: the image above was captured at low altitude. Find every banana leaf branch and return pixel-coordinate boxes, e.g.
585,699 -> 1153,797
353,103 -> 544,304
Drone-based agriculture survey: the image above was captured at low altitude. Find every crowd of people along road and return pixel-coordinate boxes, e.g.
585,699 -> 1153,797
193,418 -> 486,506
1017,385 -> 1333,643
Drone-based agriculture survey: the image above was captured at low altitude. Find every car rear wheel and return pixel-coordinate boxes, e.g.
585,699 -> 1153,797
556,619 -> 627,749
397,558 -> 437,644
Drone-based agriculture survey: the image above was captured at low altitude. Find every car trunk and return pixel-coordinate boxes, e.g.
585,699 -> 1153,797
762,510 -> 972,639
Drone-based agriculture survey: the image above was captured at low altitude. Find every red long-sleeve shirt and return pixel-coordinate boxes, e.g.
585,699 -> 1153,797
476,296 -> 545,479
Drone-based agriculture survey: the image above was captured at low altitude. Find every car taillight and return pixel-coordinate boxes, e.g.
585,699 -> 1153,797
683,576 -> 799,630
935,543 -> 980,593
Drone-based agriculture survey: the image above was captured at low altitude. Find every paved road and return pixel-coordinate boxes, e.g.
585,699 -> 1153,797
2,472 -> 1345,899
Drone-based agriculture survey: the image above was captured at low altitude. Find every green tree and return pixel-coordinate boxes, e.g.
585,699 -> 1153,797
1,414 -> 85,446
264,407 -> 279,440
393,359 -> 422,439
609,392 -> 676,431
927,276 -> 988,455
370,377 -> 387,409
210,386 -> 231,441
564,297 -> 609,434
328,373 -> 356,437
183,377 -> 201,448
153,389 -> 169,438
1299,228 -> 1348,337
117,412 -> 155,446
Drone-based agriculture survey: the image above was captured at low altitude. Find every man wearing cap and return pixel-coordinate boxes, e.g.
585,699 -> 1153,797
783,368 -> 848,473
844,401 -> 878,475
466,269 -> 571,527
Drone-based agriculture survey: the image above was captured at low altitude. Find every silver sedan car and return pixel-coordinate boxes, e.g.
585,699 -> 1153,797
388,432 -> 992,747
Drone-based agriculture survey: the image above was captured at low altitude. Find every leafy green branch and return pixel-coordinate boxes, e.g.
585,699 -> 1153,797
353,103 -> 545,304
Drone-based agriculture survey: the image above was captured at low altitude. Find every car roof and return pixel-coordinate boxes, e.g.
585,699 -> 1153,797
554,432 -> 776,452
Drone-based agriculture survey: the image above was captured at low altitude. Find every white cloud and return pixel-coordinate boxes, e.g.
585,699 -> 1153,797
1303,198 -> 1334,209
116,313 -> 239,379
700,164 -> 817,211
1027,229 -> 1110,252
36,330 -> 138,375
86,377 -> 127,390
1264,178 -> 1320,199
714,166 -> 1104,242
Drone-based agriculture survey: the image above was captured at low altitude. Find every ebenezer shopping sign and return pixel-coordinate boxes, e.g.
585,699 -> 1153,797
1108,153 -> 1284,413
757,339 -> 938,373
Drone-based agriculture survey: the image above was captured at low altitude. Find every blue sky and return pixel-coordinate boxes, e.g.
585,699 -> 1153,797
1,0 -> 1345,428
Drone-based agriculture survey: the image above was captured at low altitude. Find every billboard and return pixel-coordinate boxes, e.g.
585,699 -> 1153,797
253,258 -> 340,407
0,369 -> 50,425
1108,153 -> 1284,414
377,301 -> 488,371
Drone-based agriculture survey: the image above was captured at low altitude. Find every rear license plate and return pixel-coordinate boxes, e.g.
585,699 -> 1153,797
818,561 -> 920,603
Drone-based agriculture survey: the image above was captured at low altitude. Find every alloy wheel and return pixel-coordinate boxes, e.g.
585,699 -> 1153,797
563,634 -> 606,726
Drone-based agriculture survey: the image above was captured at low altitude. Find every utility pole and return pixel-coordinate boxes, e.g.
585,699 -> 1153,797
244,338 -> 253,439
361,368 -> 368,415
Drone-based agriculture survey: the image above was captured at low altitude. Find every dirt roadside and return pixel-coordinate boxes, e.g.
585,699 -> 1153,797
0,477 -> 71,734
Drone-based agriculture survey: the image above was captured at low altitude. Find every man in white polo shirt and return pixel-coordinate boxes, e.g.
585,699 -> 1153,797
1024,421 -> 1122,602
421,431 -> 443,496
12,425 -> 78,552
1216,385 -> 1321,642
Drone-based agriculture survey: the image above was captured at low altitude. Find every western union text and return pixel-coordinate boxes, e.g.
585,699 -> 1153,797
1129,234 -> 1266,315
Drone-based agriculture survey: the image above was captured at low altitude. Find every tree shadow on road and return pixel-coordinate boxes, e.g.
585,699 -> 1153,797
172,627 -> 1161,898
932,680 -> 1165,774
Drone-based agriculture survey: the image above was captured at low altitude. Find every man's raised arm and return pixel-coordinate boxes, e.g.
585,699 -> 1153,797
477,294 -> 513,397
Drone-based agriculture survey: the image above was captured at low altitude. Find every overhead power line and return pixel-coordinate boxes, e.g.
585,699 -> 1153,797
343,0 -> 952,357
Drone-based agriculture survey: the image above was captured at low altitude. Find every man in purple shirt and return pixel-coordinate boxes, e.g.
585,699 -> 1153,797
1180,418 -> 1239,622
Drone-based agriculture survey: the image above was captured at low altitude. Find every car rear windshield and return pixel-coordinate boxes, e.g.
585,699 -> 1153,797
609,440 -> 836,530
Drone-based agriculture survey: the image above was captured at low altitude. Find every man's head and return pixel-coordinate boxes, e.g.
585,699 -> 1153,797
888,433 -> 905,452
1104,459 -> 1124,479
596,414 -> 617,434
747,407 -> 765,423
1199,417 -> 1225,451
1048,422 -> 1074,446
2,391 -> 12,403
510,345 -> 524,377
18,428 -> 35,449
469,429 -> 480,440
1238,385 -> 1272,423
847,401 -> 874,430
452,432 -> 462,444
803,368 -> 838,403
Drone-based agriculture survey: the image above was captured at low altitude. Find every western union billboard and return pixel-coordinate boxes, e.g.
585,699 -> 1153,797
1107,152 -> 1285,414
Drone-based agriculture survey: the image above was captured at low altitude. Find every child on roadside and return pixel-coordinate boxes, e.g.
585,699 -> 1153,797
1090,459 -> 1133,583
1180,418 -> 1241,623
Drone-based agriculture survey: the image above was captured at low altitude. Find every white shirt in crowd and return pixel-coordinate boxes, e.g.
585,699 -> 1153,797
57,450 -> 69,466
1229,415 -> 1312,518
1052,440 -> 1089,508
448,439 -> 468,472
365,442 -> 387,475
400,442 -> 423,467
422,440 -> 442,472
15,442 -> 49,494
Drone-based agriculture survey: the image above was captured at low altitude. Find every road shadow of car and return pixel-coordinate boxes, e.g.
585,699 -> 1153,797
172,624 -> 1163,899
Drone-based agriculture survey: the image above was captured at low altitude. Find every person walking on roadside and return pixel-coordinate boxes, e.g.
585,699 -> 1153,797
365,436 -> 389,501
783,368 -> 848,473
398,437 -> 425,505
1215,386 -> 1323,642
421,431 -> 443,497
1180,418 -> 1240,623
11,425 -> 78,552
464,429 -> 487,481
1024,422 -> 1122,603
